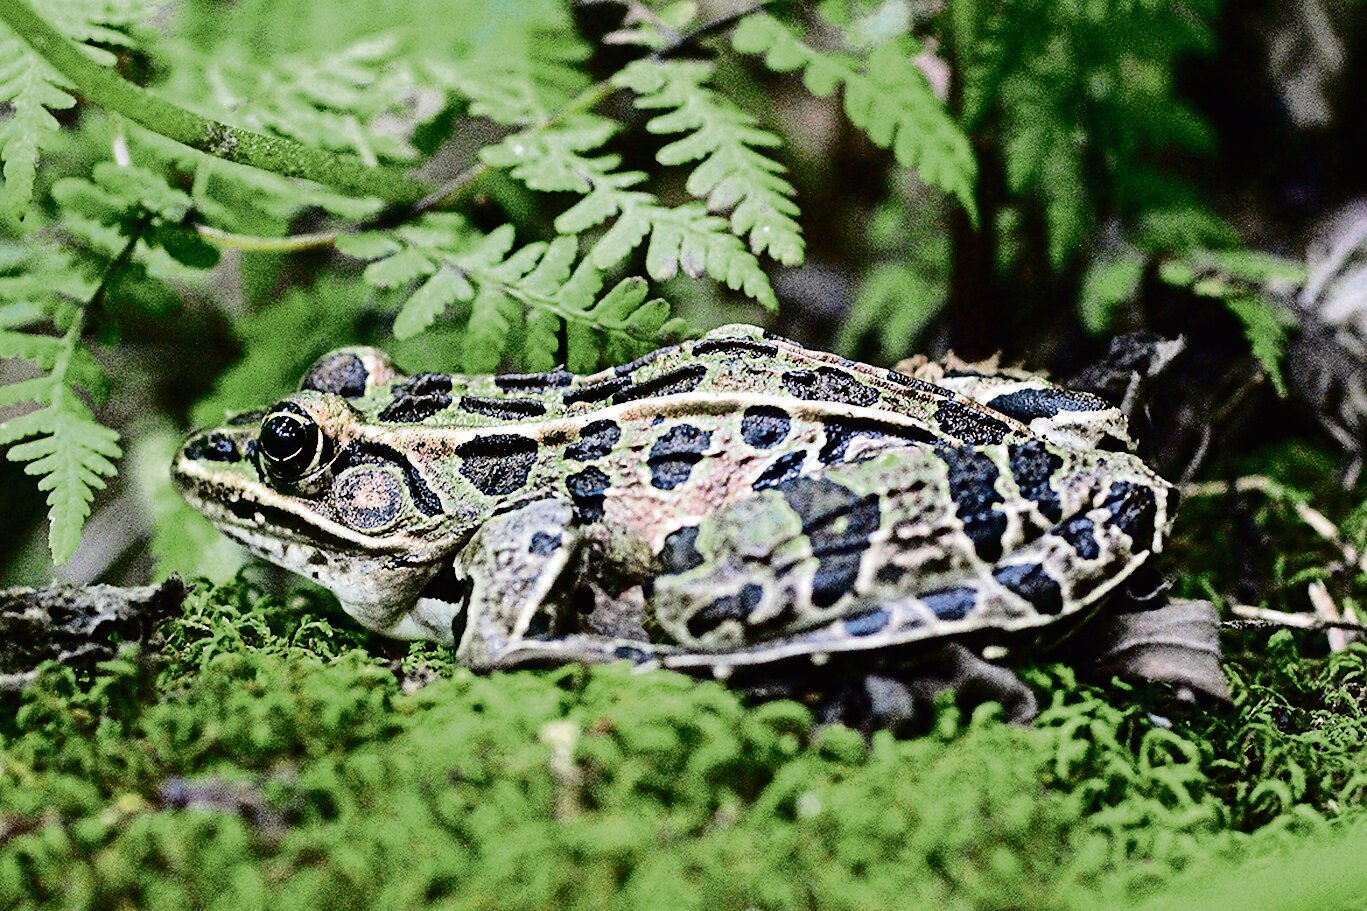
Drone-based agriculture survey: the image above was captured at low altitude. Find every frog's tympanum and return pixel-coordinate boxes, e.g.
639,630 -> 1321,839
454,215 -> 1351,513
175,325 -> 1227,719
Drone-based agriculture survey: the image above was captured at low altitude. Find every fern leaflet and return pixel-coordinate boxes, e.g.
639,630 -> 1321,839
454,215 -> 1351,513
613,59 -> 804,265
339,215 -> 685,372
732,13 -> 976,220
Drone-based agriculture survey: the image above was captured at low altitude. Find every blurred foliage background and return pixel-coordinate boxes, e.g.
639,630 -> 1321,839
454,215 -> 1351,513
1,0 -> 1364,588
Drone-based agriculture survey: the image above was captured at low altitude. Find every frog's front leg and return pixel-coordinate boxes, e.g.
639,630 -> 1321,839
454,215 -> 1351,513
441,497 -> 679,670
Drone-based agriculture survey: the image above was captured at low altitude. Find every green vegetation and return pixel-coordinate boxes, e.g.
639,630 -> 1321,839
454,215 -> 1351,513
1,0 -> 1364,906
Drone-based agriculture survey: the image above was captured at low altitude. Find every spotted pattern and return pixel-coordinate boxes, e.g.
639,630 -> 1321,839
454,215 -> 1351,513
1059,515 -> 1100,559
301,352 -> 368,398
693,338 -> 780,358
333,441 -> 444,517
1008,440 -> 1064,522
334,467 -> 405,532
563,377 -> 630,406
740,406 -> 791,449
776,475 -> 882,608
922,587 -> 978,620
185,432 -> 240,462
613,365 -> 708,405
565,420 -> 621,462
938,445 -> 1008,562
1102,481 -> 1157,547
494,370 -> 572,392
529,531 -> 562,556
686,583 -> 764,637
566,466 -> 611,523
659,525 -> 704,575
648,424 -> 712,490
380,391 -> 452,423
988,387 -> 1108,422
782,366 -> 880,407
819,417 -> 936,464
843,607 -> 891,636
885,369 -> 952,397
752,451 -> 805,490
993,562 -> 1064,614
935,400 -> 1011,445
459,396 -> 547,421
454,434 -> 539,496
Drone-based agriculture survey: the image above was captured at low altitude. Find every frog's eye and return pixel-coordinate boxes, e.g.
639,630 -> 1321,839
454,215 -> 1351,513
259,404 -> 330,481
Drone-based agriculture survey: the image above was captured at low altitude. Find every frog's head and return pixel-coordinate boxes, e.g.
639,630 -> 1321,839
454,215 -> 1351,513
172,347 -> 474,637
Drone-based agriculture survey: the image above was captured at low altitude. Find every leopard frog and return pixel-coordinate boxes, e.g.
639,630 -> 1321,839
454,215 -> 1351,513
174,324 -> 1185,681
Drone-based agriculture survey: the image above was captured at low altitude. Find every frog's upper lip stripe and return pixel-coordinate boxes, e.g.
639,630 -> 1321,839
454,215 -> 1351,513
174,458 -> 442,557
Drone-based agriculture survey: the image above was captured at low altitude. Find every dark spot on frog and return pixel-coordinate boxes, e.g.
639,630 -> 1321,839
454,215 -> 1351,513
301,352 -> 368,398
523,610 -> 554,639
459,396 -> 547,420
563,376 -> 630,406
612,365 -> 708,404
993,563 -> 1064,615
648,423 -> 711,490
1058,515 -> 1100,559
573,584 -> 596,614
752,451 -> 805,490
935,400 -> 1012,445
566,419 -> 621,461
566,466 -> 611,522
875,562 -> 905,585
334,467 -> 404,532
380,392 -> 452,423
937,445 -> 1008,562
1102,481 -> 1157,547
529,531 -> 562,556
184,431 -> 240,462
686,583 -> 764,637
774,475 -> 881,608
495,369 -> 572,392
988,387 -> 1108,421
1008,440 -> 1064,522
843,607 -> 890,636
1098,433 -> 1131,453
820,417 -> 935,463
455,434 -> 539,496
613,348 -> 664,375
613,645 -> 655,664
781,366 -> 880,407
921,587 -> 978,620
693,337 -> 779,358
884,369 -> 951,397
398,374 -> 454,396
740,405 -> 790,449
658,525 -> 704,575
333,441 -> 445,516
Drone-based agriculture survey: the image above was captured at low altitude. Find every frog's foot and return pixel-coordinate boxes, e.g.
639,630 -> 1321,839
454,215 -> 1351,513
1064,597 -> 1231,703
446,496 -> 583,670
736,644 -> 1038,736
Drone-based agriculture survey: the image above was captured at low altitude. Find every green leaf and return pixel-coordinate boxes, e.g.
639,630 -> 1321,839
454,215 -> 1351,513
1225,292 -> 1292,397
732,14 -> 976,220
1079,255 -> 1144,335
393,265 -> 474,339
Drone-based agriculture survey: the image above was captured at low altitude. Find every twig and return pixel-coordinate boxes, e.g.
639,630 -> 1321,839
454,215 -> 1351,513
1308,580 -> 1353,652
190,1 -> 775,252
1183,474 -> 1364,573
1227,602 -> 1367,635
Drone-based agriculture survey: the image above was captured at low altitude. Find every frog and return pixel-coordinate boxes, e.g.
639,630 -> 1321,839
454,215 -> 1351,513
173,324 -> 1227,720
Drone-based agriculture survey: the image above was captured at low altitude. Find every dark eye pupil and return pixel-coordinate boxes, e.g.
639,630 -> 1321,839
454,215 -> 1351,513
259,411 -> 322,478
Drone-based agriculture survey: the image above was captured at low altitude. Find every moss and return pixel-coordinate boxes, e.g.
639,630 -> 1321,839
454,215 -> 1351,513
0,576 -> 1364,910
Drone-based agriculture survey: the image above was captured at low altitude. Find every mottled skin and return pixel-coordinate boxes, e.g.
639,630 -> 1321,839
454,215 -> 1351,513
173,325 -> 1175,674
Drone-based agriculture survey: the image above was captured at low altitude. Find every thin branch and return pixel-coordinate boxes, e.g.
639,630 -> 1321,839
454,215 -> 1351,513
190,2 -> 773,252
0,0 -> 428,204
1227,602 -> 1367,635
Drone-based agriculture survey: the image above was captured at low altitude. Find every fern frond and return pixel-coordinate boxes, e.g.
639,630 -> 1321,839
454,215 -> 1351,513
339,215 -> 686,372
486,115 -> 779,310
425,27 -> 591,126
0,0 -> 148,218
613,59 -> 803,265
732,13 -> 976,220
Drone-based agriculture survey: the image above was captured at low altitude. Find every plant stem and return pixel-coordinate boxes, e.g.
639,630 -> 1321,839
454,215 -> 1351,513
0,0 -> 428,204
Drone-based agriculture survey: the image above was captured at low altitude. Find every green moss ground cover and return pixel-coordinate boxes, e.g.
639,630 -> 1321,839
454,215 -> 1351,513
0,573 -> 1363,911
